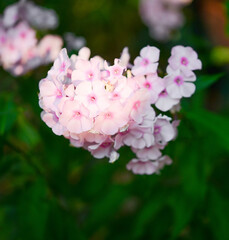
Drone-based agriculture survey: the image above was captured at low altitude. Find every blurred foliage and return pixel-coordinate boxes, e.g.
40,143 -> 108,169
1,0 -> 229,240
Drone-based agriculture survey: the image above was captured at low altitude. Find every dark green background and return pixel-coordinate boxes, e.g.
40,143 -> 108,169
1,0 -> 229,239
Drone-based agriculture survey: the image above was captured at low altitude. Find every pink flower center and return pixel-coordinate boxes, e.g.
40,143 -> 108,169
88,94 -> 97,103
112,93 -> 120,99
144,81 -> 151,89
20,31 -> 27,39
73,111 -> 82,119
60,62 -> 66,72
174,76 -> 184,86
133,101 -> 141,110
87,71 -> 94,81
112,67 -> 122,76
159,89 -> 168,97
181,57 -> 188,66
141,58 -> 149,66
104,112 -> 113,119
55,89 -> 62,98
154,126 -> 161,135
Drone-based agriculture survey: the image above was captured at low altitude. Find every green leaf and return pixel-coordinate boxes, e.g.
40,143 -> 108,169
18,178 -> 49,240
185,109 -> 229,152
16,115 -> 41,149
0,94 -> 18,135
208,188 -> 229,240
195,73 -> 223,91
132,192 -> 167,239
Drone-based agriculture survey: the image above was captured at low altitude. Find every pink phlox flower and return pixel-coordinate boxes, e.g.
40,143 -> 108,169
155,78 -> 180,111
114,121 -> 154,150
126,155 -> 172,175
132,45 -> 160,76
153,115 -> 175,145
138,73 -> 165,103
125,89 -> 152,124
132,145 -> 162,161
59,100 -> 93,134
69,135 -> 85,148
71,57 -> 101,83
165,69 -> 196,98
75,81 -> 109,117
39,77 -> 65,114
138,107 -> 155,128
106,59 -> 125,83
94,102 -> 128,135
48,48 -> 71,80
109,77 -> 135,103
167,45 -> 202,75
41,111 -> 66,136
87,137 -> 115,159
126,159 -> 159,175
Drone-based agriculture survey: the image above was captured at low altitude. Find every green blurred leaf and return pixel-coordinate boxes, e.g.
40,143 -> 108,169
132,192 -> 166,239
0,94 -> 18,135
185,109 -> 229,152
169,193 -> 197,239
208,188 -> 229,240
18,178 -> 49,240
196,73 -> 223,91
16,115 -> 41,149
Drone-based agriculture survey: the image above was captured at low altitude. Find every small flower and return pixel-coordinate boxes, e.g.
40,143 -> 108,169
132,45 -> 160,76
126,159 -> 159,175
59,100 -> 93,134
168,45 -> 202,75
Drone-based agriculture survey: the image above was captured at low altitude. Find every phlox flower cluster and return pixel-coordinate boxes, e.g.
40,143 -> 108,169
0,0 -> 63,75
39,45 -> 201,175
140,0 -> 192,41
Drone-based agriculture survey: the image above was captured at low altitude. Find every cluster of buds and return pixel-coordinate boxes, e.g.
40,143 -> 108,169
38,45 -> 201,175
140,0 -> 192,41
0,0 -> 63,75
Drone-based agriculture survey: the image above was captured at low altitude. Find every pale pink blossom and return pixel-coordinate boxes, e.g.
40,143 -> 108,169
75,81 -> 109,117
125,89 -> 152,124
126,159 -> 159,175
71,58 -> 101,83
165,69 -> 196,98
153,115 -> 175,145
168,46 -> 202,75
132,46 -> 160,76
59,100 -> 93,134
155,88 -> 180,112
132,145 -> 162,160
48,48 -> 71,79
126,155 -> 172,175
94,102 -> 128,135
114,121 -> 154,150
38,45 -> 201,175
41,111 -> 66,136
